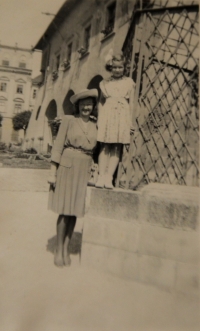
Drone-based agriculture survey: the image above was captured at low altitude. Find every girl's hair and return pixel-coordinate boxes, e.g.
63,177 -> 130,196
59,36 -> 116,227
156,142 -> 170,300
74,97 -> 98,119
105,52 -> 125,72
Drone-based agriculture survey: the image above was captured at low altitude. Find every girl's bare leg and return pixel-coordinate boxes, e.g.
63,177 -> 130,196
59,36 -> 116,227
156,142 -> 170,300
96,144 -> 110,188
54,215 -> 67,267
63,216 -> 77,266
105,143 -> 121,189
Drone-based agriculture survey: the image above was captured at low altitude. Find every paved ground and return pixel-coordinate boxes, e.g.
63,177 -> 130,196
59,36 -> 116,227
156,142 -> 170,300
0,168 -> 199,331
0,168 -> 50,191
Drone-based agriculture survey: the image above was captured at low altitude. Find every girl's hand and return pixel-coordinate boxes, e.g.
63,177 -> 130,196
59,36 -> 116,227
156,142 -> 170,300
47,174 -> 57,188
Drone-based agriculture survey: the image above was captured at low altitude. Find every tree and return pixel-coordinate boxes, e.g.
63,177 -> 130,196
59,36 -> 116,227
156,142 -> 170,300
12,110 -> 31,134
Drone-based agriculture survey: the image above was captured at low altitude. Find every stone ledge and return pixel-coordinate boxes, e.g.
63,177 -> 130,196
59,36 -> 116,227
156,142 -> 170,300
138,255 -> 176,291
138,224 -> 199,264
82,183 -> 199,296
83,216 -> 140,253
81,242 -> 139,281
88,187 -> 141,221
89,184 -> 199,230
175,262 -> 199,297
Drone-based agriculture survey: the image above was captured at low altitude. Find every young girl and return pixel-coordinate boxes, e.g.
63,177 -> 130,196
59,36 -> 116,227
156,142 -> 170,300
95,52 -> 135,189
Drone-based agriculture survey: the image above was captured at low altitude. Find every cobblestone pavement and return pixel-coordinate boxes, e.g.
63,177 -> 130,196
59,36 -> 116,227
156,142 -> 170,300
0,168 -> 50,191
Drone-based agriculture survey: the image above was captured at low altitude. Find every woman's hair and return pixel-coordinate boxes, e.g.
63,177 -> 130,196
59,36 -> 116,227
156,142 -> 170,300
105,52 -> 126,72
74,97 -> 98,119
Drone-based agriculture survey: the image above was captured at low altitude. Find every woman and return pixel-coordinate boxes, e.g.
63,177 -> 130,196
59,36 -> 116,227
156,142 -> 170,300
48,89 -> 98,267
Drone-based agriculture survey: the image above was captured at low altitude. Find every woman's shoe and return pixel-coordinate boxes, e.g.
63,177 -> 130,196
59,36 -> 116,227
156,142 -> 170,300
104,174 -> 113,189
95,175 -> 104,188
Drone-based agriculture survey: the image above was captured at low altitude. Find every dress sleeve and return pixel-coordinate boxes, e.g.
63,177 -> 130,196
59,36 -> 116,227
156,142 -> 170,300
51,115 -> 73,164
99,80 -> 108,97
129,77 -> 135,91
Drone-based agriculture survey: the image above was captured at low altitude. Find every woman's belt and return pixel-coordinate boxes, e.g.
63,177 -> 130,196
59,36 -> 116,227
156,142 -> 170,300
64,145 -> 93,156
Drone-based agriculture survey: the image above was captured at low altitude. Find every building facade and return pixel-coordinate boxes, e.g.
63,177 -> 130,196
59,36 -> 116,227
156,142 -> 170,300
26,0 -> 198,188
26,0 -> 140,152
0,44 -> 39,143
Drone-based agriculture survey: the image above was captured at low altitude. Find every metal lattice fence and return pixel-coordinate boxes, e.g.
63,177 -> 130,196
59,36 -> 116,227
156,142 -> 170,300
118,5 -> 199,189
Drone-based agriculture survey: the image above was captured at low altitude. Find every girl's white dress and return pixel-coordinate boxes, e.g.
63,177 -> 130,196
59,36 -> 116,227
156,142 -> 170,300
97,76 -> 135,144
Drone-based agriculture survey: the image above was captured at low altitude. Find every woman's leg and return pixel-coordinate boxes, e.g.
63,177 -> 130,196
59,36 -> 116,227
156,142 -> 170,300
95,143 -> 110,188
105,143 -> 121,189
63,216 -> 77,266
54,215 -> 68,267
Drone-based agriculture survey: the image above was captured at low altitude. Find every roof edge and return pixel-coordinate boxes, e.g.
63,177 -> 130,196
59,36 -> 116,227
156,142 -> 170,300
33,0 -> 80,50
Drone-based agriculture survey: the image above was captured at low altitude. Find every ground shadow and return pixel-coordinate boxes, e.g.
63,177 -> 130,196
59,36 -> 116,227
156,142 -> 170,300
46,231 -> 82,255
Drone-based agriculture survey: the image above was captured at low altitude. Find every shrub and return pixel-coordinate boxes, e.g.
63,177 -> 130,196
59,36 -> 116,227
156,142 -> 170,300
15,153 -> 30,159
0,142 -> 6,150
12,110 -> 31,133
24,148 -> 37,154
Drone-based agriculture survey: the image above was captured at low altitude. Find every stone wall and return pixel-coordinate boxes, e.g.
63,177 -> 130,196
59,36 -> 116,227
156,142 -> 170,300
82,184 -> 199,297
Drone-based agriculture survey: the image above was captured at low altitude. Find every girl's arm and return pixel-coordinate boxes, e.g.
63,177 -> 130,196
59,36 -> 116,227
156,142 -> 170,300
99,91 -> 105,106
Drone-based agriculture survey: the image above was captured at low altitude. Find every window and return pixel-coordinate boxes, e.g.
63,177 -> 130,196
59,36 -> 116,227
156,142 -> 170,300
67,43 -> 72,62
0,101 -> 6,113
33,89 -> 37,99
14,103 -> 22,114
2,60 -> 9,66
19,55 -> 26,69
41,49 -> 48,73
84,25 -> 91,51
102,2 -> 116,36
56,54 -> 60,71
19,62 -> 26,68
0,82 -> 7,92
16,84 -> 23,94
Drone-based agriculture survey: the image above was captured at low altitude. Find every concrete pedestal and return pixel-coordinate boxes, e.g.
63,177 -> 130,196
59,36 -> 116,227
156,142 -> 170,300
82,184 -> 199,297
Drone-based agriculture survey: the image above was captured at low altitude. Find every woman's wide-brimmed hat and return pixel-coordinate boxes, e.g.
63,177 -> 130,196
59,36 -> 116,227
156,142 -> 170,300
70,89 -> 98,104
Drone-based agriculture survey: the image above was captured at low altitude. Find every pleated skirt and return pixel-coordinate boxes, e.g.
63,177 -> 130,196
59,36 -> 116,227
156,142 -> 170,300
48,149 -> 92,217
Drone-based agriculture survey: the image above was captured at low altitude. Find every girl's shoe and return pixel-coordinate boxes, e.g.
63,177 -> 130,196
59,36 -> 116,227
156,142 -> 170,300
104,174 -> 114,189
95,175 -> 105,188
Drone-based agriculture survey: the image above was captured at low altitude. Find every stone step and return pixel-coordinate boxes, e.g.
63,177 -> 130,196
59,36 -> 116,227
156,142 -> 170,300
82,184 -> 199,297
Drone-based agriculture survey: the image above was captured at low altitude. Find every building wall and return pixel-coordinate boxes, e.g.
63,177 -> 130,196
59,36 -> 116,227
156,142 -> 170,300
0,45 -> 35,144
26,0 -> 137,152
26,0 -> 198,153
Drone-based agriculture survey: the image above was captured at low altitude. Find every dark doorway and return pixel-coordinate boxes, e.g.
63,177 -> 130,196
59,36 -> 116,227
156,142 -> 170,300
45,99 -> 57,141
87,75 -> 103,167
45,99 -> 57,120
87,75 -> 103,101
62,89 -> 75,115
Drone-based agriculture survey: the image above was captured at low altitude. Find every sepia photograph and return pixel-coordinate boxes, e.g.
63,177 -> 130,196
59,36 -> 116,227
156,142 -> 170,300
0,0 -> 199,330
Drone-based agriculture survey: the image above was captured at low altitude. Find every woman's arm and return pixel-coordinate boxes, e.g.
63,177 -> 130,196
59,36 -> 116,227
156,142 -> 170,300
48,115 -> 72,187
51,115 -> 72,164
50,161 -> 58,175
48,161 -> 58,186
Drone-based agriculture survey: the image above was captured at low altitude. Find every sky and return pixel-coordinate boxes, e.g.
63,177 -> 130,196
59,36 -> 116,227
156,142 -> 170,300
0,0 -> 65,77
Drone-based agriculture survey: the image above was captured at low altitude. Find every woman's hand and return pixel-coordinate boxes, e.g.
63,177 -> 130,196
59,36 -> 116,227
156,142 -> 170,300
130,126 -> 135,135
47,174 -> 57,188
48,162 -> 58,188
